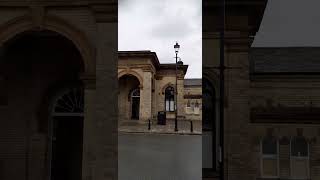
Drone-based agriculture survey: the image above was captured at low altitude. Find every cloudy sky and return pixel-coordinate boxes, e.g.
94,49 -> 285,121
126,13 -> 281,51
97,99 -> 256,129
118,0 -> 202,78
253,0 -> 320,47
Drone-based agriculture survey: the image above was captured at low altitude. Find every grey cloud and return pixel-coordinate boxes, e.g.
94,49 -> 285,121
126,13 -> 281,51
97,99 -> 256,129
150,20 -> 195,39
253,0 -> 320,47
119,0 -> 202,78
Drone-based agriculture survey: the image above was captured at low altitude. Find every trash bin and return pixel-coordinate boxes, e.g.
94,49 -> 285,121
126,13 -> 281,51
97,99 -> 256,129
157,111 -> 166,125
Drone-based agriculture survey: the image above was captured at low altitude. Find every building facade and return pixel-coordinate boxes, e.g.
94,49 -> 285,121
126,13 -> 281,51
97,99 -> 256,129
203,0 -> 320,180
184,79 -> 202,121
0,1 -> 118,180
118,51 -> 202,124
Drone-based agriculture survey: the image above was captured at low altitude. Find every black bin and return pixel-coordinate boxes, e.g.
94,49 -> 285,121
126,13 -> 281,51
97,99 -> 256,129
157,111 -> 166,125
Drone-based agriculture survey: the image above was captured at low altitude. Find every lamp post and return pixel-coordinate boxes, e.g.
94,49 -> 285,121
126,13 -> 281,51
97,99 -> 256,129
174,42 -> 180,132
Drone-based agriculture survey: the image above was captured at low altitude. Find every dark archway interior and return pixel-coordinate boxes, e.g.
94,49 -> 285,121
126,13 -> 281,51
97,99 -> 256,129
203,78 -> 215,130
0,30 -> 84,180
202,78 -> 217,172
118,74 -> 141,121
2,30 -> 84,131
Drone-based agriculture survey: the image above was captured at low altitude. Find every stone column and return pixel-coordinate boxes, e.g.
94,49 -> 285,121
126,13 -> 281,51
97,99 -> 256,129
82,5 -> 118,179
177,77 -> 185,119
140,71 -> 152,123
224,29 -> 252,180
81,75 -> 96,180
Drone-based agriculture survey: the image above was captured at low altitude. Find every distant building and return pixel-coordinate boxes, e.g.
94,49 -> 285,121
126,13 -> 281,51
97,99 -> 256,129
0,1 -> 118,180
203,45 -> 320,179
184,79 -> 202,121
118,51 -> 202,123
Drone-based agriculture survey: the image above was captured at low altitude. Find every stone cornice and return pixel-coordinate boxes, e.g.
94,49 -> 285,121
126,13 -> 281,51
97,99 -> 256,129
0,0 -> 116,7
184,94 -> 202,99
141,66 -> 152,72
118,64 -> 156,73
202,31 -> 252,52
90,3 -> 117,23
250,73 -> 320,84
0,1 -> 118,23
203,0 -> 267,35
250,107 -> 320,124
118,51 -> 160,70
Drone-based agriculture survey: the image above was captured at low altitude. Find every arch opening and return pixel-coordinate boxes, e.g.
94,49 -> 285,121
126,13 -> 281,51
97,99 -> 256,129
0,29 -> 85,180
118,74 -> 141,122
202,78 -> 219,172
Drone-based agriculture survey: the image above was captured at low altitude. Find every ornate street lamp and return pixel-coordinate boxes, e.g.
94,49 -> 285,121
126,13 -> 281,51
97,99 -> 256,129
174,42 -> 180,132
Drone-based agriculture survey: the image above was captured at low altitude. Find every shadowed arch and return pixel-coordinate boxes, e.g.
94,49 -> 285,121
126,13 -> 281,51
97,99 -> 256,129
0,14 -> 95,75
118,70 -> 143,88
202,68 -> 220,171
203,68 -> 219,94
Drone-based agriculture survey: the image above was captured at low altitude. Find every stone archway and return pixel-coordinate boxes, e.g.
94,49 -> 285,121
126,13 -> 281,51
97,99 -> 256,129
118,74 -> 142,122
202,74 -> 220,172
0,14 -> 95,76
48,85 -> 84,180
0,28 -> 86,180
130,88 -> 140,120
118,70 -> 143,87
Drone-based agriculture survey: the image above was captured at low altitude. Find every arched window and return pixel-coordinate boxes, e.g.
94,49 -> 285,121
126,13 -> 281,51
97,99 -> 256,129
165,86 -> 175,112
186,100 -> 191,114
290,136 -> 309,179
261,137 -> 278,178
191,102 -> 195,111
130,88 -> 140,120
131,88 -> 140,97
194,100 -> 200,115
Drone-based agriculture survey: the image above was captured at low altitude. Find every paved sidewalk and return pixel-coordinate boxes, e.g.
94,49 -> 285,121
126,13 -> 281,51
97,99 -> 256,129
119,119 -> 202,135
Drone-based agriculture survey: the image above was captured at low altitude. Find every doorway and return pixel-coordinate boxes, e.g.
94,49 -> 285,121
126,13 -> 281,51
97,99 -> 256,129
51,116 -> 83,180
202,78 -> 217,173
49,86 -> 84,180
131,88 -> 140,120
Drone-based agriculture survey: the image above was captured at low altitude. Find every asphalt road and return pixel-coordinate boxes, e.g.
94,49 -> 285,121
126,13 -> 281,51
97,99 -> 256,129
118,133 -> 202,180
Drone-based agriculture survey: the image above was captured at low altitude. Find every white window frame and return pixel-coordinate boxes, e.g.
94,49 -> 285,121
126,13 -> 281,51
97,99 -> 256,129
260,138 -> 279,179
165,86 -> 175,112
289,137 -> 310,180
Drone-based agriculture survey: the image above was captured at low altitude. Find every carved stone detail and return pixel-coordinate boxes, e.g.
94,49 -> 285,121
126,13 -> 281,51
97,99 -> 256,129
30,5 -> 45,29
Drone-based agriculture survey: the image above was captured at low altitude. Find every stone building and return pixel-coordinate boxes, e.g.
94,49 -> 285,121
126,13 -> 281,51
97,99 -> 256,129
118,51 -> 202,124
203,0 -> 320,180
184,79 -> 202,121
0,1 -> 118,180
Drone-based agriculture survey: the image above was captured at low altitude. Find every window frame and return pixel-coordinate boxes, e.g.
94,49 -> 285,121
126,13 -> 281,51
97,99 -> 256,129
194,100 -> 200,115
289,137 -> 310,179
164,86 -> 175,112
260,137 -> 279,179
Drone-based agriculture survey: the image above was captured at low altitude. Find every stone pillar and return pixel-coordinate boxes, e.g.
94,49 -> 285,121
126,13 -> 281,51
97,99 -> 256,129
177,77 -> 185,119
82,76 -> 96,180
82,7 -> 118,179
140,71 -> 152,122
224,29 -> 253,180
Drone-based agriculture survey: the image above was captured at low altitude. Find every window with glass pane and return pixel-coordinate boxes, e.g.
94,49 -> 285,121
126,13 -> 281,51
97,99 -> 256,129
291,137 -> 308,157
165,86 -> 175,112
291,137 -> 309,179
194,100 -> 200,114
261,137 -> 278,178
187,100 -> 191,107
